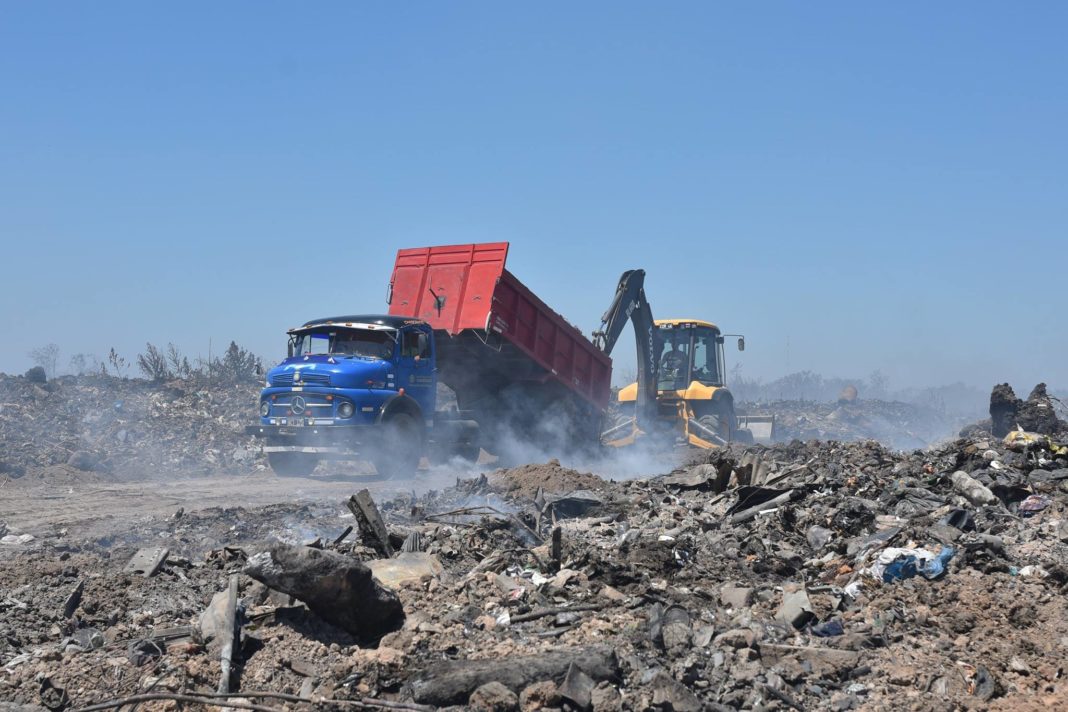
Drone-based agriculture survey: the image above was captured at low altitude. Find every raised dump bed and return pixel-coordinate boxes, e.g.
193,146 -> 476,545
388,242 -> 612,446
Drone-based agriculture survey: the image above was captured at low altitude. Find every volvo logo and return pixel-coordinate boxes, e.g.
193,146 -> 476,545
290,396 -> 307,415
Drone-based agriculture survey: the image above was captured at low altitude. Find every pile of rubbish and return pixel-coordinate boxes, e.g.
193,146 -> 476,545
745,398 -> 970,450
961,382 -> 1068,440
3,407 -> 1068,710
0,373 -> 264,481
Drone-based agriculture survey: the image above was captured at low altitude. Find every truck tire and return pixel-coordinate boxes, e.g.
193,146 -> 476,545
267,451 -> 319,478
372,412 -> 422,479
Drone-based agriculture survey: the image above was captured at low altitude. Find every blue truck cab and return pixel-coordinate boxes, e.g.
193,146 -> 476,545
247,314 -> 473,477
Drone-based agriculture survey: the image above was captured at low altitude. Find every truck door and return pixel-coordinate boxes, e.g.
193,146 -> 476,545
397,326 -> 436,419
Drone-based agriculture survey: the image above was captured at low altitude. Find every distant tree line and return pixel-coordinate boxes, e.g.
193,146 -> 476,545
25,341 -> 263,384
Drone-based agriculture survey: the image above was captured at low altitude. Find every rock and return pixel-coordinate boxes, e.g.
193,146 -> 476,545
1017,384 -> 1062,434
557,662 -> 595,711
243,543 -> 404,642
775,586 -> 816,629
519,681 -> 560,711
807,525 -> 834,550
650,672 -> 701,712
715,628 -> 757,649
469,681 -> 519,712
66,450 -> 98,471
760,643 -> 861,677
590,682 -> 622,712
410,647 -> 619,706
990,383 -> 1020,438
949,471 -> 998,506
719,584 -> 754,608
366,552 -> 444,589
199,590 -> 231,644
659,606 -> 691,650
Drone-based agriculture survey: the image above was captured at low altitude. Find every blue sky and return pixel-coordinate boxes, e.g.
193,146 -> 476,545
1,3 -> 1065,392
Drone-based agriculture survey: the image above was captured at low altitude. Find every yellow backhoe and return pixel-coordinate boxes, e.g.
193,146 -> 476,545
594,270 -> 774,449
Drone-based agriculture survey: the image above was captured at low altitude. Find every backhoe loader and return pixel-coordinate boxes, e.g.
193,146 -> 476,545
594,270 -> 774,449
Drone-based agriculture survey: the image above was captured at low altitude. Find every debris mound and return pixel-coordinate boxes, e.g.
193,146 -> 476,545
0,373 -> 262,482
966,382 -> 1066,439
487,459 -> 606,499
744,397 -> 963,449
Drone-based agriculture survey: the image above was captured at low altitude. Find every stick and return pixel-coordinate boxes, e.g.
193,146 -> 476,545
728,490 -> 799,525
509,603 -> 605,623
217,573 -> 239,694
73,694 -> 281,712
72,690 -> 436,712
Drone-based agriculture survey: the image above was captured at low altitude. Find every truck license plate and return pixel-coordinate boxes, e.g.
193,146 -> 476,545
287,417 -> 304,427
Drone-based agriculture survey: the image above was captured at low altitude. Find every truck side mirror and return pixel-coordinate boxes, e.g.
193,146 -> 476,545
737,337 -> 745,351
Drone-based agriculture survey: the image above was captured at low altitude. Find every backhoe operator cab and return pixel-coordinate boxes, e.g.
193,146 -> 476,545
617,319 -> 752,446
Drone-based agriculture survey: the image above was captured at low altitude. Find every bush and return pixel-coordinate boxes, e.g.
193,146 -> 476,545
137,343 -> 172,381
25,366 -> 47,383
212,341 -> 262,383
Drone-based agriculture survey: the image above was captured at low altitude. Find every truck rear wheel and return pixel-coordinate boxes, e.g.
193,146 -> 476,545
267,451 -> 319,477
371,412 -> 422,479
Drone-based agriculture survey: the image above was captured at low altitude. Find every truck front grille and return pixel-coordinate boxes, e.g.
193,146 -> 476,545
271,372 -> 331,387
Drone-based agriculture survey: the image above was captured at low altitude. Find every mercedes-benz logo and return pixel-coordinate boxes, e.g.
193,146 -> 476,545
290,396 -> 306,415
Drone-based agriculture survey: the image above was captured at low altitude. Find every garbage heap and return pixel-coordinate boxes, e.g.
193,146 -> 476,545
2,430 -> 1068,709
743,398 -> 966,450
0,373 -> 263,481
962,382 -> 1068,440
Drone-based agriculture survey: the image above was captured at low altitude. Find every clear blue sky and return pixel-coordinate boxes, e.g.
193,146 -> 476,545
2,3 -> 1065,392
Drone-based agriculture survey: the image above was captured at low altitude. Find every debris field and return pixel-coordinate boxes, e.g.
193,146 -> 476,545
1,376 -> 1068,711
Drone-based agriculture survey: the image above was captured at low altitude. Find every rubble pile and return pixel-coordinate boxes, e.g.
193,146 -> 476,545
0,374 -> 263,481
3,417 -> 1068,710
962,382 -> 1068,440
746,398 -> 968,450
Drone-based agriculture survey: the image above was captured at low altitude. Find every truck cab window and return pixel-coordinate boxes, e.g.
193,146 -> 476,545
403,330 -> 430,359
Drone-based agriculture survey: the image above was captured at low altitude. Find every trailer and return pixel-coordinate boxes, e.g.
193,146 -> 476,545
388,242 -> 612,449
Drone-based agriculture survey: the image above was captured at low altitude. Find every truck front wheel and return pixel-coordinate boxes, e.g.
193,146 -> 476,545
267,451 -> 319,477
372,412 -> 422,479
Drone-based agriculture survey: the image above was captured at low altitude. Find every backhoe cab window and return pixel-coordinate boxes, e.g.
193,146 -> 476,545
292,329 -> 395,360
656,325 -> 721,389
691,329 -> 721,386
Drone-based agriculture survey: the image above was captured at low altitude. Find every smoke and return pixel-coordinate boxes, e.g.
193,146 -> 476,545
472,387 -> 681,481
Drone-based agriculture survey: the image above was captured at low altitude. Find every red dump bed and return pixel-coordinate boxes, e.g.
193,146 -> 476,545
388,242 -> 612,411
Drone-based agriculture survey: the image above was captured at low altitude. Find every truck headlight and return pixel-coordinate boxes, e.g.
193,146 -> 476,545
260,401 -> 271,417
338,401 -> 355,419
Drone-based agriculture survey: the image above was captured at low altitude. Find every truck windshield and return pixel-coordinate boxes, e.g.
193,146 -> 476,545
291,329 -> 396,360
656,325 -> 721,389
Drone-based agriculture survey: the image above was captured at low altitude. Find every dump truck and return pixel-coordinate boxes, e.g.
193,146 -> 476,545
595,269 -> 774,449
247,242 -> 612,477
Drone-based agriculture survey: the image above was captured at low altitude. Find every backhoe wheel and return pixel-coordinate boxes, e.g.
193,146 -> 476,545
371,412 -> 422,479
697,414 -> 724,442
267,451 -> 319,478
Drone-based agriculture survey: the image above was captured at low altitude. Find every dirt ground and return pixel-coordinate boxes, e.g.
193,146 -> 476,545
0,469 -> 404,553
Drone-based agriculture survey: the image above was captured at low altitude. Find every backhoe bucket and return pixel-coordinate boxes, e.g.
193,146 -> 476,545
737,414 -> 776,444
